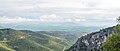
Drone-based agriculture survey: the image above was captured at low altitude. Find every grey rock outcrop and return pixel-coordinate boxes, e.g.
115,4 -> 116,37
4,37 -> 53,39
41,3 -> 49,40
66,26 -> 115,51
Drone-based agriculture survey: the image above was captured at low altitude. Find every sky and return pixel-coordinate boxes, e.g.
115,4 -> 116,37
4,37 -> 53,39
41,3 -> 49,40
0,0 -> 119,27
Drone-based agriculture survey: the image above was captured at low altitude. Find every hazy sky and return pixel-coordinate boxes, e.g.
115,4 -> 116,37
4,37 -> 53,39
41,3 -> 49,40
0,0 -> 119,27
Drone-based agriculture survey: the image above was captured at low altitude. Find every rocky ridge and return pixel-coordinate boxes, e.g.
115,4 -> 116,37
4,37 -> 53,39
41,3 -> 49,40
66,26 -> 115,51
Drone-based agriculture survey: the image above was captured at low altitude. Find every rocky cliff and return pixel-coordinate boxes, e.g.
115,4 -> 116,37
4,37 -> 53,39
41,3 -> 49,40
66,26 -> 115,51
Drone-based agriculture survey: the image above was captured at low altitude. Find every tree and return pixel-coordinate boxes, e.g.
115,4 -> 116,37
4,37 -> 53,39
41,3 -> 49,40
102,34 -> 120,51
102,25 -> 120,51
117,16 -> 120,24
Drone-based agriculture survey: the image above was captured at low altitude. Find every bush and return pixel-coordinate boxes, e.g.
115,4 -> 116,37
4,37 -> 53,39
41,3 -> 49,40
102,25 -> 120,51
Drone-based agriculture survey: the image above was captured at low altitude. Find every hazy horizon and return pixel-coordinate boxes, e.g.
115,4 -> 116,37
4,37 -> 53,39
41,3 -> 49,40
0,0 -> 119,31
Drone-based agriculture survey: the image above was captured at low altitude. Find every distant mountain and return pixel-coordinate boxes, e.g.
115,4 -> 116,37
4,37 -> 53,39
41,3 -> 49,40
1,23 -> 101,32
0,26 -> 5,29
66,26 -> 116,51
0,28 -> 85,51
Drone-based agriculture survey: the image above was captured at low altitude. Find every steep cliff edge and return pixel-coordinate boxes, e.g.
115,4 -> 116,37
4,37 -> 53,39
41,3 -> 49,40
66,26 -> 116,51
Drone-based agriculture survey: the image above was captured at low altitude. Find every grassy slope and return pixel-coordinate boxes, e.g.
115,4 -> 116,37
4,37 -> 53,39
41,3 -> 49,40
36,31 -> 83,47
0,43 -> 14,51
0,29 -> 70,51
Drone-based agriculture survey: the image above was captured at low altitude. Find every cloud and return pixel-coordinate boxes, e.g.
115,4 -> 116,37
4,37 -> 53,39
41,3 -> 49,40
0,16 -> 32,23
96,0 -> 120,9
39,14 -> 65,22
39,14 -> 86,22
0,0 -> 120,11
0,14 -> 86,23
0,0 -> 119,26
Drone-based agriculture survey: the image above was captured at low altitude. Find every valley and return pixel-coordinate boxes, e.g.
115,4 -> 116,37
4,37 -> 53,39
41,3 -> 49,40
0,28 -> 87,51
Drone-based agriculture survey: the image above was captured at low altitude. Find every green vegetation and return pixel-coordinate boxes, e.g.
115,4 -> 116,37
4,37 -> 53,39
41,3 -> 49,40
102,25 -> 120,51
0,43 -> 15,51
117,16 -> 120,23
0,29 -> 80,51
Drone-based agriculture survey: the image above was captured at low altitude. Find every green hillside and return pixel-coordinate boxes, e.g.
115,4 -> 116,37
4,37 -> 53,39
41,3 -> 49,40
0,29 -> 81,51
102,25 -> 120,51
36,31 -> 84,46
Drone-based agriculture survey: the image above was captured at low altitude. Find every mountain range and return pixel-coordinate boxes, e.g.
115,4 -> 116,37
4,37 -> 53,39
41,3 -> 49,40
0,24 -> 118,51
0,28 -> 87,51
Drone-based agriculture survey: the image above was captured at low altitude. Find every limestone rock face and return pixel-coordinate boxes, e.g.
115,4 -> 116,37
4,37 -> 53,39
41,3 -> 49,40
66,27 -> 115,51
